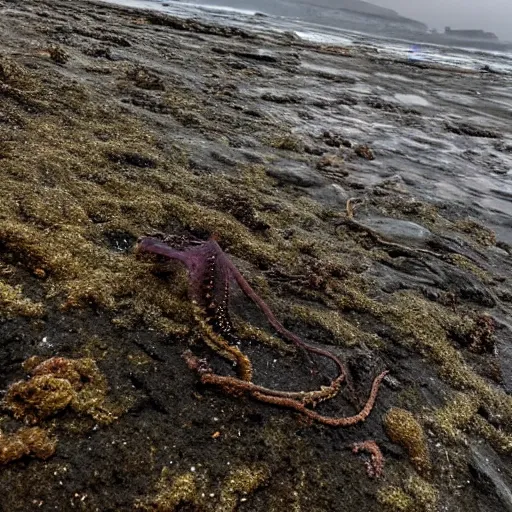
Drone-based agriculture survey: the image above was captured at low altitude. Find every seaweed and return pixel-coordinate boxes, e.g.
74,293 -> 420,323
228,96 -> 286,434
0,427 -> 56,465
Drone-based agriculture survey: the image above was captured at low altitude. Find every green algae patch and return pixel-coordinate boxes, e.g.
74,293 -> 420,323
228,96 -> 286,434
449,254 -> 493,283
4,357 -> 115,425
0,427 -> 56,465
378,487 -> 415,512
454,219 -> 497,247
346,290 -> 512,426
290,304 -> 380,348
138,464 -> 269,511
429,392 -> 512,453
0,280 -> 45,319
218,465 -> 270,510
137,469 -> 202,511
429,392 -> 478,445
451,314 -> 496,354
405,476 -> 438,512
334,285 -> 512,457
378,477 -> 438,512
383,408 -> 431,475
268,132 -> 305,153
5,375 -> 75,424
0,54 -> 373,345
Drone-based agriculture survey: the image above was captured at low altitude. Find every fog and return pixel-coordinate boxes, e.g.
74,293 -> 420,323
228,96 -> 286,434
369,0 -> 511,39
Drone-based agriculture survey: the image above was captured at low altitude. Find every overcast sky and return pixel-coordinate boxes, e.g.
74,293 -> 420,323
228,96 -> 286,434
369,0 -> 511,39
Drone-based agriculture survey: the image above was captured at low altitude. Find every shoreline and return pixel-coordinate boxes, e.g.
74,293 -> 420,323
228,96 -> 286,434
101,0 -> 512,53
1,0 -> 512,510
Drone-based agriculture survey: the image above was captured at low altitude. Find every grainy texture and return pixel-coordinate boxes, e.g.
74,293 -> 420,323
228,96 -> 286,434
0,0 -> 512,511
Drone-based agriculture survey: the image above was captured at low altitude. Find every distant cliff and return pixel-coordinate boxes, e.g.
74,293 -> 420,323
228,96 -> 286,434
169,0 -> 429,35
297,0 -> 400,19
284,0 -> 428,33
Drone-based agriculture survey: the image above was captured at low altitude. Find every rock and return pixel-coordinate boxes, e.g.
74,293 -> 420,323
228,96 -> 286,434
494,140 -> 512,153
84,45 -> 114,60
226,60 -> 247,70
493,317 -> 512,393
371,253 -> 497,308
318,45 -> 352,57
261,92 -> 302,104
322,131 -> 351,148
355,144 -> 375,160
234,50 -> 278,63
445,122 -> 500,139
469,443 -> 512,512
266,161 -> 326,188
366,97 -> 420,115
394,94 -> 429,107
303,144 -> 324,156
48,45 -> 69,65
374,174 -> 408,193
335,94 -> 358,106
240,150 -> 265,164
145,13 -> 252,39
481,64 -> 499,74
359,217 -> 433,244
316,154 -> 345,171
210,150 -> 239,168
492,185 -> 512,201
305,184 -> 349,207
243,108 -> 263,118
281,31 -> 299,41
107,151 -> 157,168
126,67 -> 165,91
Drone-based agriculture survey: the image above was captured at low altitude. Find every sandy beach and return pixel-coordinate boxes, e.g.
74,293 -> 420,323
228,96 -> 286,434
1,0 -> 512,510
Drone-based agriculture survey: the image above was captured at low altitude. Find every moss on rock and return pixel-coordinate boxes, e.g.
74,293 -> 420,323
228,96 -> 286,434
3,357 -> 115,424
0,281 -> 45,319
377,477 -> 438,512
383,408 -> 431,475
377,486 -> 414,512
0,427 -> 56,465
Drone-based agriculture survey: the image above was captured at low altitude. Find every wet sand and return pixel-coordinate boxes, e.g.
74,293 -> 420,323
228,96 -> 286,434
1,0 -> 512,511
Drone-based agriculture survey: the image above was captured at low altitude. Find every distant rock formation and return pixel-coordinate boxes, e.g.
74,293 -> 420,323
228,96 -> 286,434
173,0 -> 429,37
288,0 -> 428,33
300,0 -> 400,19
297,0 -> 426,27
444,26 -> 499,41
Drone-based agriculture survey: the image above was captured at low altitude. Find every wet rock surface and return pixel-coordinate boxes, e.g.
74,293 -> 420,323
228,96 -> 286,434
469,444 -> 512,512
494,318 -> 512,394
358,217 -> 433,244
266,160 -> 326,187
0,0 -> 511,511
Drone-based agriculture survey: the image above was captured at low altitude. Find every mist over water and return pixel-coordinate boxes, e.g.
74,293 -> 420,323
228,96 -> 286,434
122,0 -> 511,43
368,0 -> 511,40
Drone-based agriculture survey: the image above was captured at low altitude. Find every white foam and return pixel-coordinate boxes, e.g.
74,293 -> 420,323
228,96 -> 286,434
295,31 -> 352,46
187,3 -> 257,16
394,94 -> 430,107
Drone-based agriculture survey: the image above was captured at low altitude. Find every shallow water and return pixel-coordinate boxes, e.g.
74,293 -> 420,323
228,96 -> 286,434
103,0 -> 512,74
103,0 -> 512,243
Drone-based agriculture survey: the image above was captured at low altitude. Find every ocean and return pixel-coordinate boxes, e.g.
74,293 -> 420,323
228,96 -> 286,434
101,0 -> 512,74
99,0 -> 512,244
